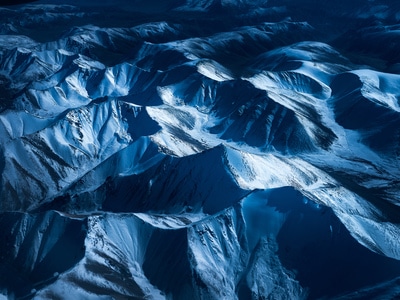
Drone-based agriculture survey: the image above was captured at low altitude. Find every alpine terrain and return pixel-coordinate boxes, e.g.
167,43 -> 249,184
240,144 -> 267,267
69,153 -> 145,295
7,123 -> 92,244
1,0 -> 400,299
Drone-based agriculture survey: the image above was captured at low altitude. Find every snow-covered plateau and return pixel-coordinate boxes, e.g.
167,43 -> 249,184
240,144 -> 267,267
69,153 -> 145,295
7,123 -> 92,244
1,0 -> 400,299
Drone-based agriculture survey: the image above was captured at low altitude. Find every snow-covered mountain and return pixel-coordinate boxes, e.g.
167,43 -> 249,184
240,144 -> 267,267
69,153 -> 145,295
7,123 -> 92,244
1,0 -> 400,299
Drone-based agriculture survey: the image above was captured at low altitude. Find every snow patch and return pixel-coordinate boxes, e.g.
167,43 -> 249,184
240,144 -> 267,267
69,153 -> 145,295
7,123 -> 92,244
196,60 -> 233,82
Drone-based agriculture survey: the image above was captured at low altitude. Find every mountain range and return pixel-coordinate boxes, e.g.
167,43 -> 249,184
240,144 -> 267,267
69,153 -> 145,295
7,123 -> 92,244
1,0 -> 400,299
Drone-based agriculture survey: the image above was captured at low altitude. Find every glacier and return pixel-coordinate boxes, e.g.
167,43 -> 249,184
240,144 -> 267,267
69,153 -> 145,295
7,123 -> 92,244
1,0 -> 400,299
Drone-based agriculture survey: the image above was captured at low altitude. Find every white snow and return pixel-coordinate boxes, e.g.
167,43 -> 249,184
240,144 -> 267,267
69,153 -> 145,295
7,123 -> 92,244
196,60 -> 233,82
352,69 -> 400,112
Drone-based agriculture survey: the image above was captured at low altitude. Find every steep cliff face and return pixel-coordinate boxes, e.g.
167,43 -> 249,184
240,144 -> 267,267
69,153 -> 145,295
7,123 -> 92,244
1,1 -> 400,299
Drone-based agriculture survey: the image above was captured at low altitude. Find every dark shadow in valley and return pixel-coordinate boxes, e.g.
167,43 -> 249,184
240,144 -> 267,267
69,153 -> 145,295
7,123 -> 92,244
264,187 -> 400,299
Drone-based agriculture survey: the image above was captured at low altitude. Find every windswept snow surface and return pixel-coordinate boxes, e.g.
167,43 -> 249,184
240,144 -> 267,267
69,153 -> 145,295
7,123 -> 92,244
1,0 -> 400,299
